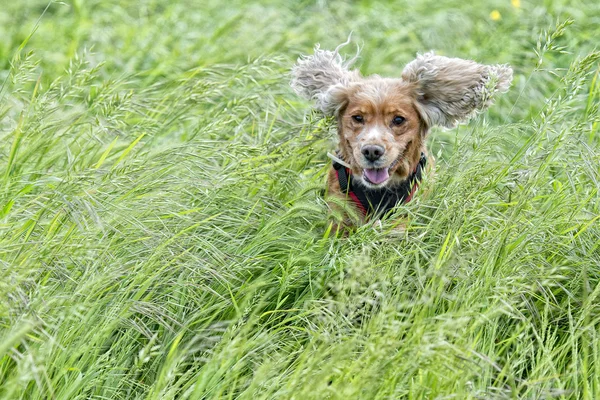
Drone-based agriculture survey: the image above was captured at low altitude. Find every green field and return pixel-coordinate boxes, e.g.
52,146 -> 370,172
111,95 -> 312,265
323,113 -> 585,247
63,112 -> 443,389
1,0 -> 599,398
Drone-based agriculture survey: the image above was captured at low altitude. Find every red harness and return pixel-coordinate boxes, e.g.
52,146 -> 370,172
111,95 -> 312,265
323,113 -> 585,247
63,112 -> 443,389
333,152 -> 427,217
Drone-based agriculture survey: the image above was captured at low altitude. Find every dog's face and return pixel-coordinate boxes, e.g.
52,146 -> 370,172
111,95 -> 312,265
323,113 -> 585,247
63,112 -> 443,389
337,79 -> 423,188
291,44 -> 513,188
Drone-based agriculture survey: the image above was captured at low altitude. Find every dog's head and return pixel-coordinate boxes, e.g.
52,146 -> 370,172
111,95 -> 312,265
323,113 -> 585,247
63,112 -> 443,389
291,44 -> 512,188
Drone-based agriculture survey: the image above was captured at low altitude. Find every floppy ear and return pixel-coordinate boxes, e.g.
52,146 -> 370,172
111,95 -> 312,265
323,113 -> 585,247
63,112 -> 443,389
402,52 -> 513,128
291,43 -> 361,116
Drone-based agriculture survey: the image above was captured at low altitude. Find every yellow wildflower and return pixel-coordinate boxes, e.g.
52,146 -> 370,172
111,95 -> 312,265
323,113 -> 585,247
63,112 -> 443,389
511,0 -> 521,8
490,10 -> 501,20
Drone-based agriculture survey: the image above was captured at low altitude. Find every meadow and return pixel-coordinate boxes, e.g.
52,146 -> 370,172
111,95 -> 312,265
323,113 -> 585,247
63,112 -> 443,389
1,0 -> 599,398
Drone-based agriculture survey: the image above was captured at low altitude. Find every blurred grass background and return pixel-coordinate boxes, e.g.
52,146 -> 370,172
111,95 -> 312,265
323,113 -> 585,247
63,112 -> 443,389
1,0 -> 599,399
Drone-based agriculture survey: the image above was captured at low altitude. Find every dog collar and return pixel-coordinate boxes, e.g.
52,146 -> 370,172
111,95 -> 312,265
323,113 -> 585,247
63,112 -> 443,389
332,152 -> 427,217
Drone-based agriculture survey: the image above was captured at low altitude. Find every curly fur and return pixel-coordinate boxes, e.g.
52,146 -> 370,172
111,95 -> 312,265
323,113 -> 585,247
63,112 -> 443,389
401,52 -> 513,128
290,43 -> 512,229
291,46 -> 513,127
290,42 -> 361,115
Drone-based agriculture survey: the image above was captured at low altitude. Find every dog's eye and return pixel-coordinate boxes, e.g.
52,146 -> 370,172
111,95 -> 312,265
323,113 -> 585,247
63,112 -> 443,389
352,115 -> 364,123
392,116 -> 406,126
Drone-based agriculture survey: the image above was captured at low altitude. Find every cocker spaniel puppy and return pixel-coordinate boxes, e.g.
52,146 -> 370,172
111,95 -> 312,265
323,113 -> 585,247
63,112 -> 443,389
291,42 -> 512,232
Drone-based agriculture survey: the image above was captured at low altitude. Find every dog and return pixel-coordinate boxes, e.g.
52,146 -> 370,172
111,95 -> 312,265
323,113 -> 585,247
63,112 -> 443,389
291,42 -> 512,232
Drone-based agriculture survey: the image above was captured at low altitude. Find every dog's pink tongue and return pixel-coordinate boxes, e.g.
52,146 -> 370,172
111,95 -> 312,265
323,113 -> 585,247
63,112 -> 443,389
364,168 -> 389,184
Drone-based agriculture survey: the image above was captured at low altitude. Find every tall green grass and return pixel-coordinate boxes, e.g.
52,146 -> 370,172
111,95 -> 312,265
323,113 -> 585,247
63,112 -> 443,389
1,0 -> 599,398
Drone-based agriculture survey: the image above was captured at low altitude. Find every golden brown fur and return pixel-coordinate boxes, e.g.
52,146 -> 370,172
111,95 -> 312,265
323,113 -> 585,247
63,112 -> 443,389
291,43 -> 512,230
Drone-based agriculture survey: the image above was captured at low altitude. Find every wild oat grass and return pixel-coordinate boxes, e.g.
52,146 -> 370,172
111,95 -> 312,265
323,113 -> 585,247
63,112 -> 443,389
1,1 -> 599,399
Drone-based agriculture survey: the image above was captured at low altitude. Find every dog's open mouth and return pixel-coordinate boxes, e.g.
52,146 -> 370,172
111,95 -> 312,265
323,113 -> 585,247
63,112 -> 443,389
362,159 -> 400,185
363,168 -> 390,185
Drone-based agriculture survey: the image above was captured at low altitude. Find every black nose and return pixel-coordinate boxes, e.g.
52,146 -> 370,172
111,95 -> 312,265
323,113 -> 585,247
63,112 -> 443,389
361,145 -> 385,162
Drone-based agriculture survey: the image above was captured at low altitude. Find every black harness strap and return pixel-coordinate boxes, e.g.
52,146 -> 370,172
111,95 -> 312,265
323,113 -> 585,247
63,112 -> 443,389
333,152 -> 427,217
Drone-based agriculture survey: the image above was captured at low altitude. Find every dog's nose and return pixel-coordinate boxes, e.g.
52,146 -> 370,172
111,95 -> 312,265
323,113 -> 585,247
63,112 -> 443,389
361,145 -> 385,162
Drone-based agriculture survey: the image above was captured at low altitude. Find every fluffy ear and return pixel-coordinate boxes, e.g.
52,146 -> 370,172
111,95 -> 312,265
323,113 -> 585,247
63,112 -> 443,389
291,43 -> 361,116
402,52 -> 513,128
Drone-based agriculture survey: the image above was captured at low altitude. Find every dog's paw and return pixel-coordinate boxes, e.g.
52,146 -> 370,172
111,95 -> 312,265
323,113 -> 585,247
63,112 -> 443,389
388,222 -> 407,238
372,219 -> 383,232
